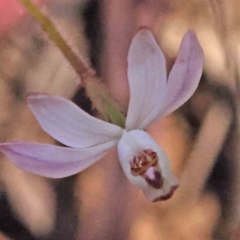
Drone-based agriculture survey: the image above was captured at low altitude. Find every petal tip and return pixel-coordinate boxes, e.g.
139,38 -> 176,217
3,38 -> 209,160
27,92 -> 48,102
183,30 -> 204,57
137,27 -> 152,35
134,28 -> 156,43
152,184 -> 179,202
26,93 -> 52,109
185,29 -> 196,36
0,142 -> 11,150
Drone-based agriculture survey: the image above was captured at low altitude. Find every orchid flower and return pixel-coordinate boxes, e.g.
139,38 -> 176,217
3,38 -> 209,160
0,29 -> 203,202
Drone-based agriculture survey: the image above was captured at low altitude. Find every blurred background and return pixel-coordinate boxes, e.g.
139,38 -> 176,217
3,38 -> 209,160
0,0 -> 240,239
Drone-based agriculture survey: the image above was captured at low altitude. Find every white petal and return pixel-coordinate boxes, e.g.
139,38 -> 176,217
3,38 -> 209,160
159,31 -> 204,118
126,29 -> 167,130
27,93 -> 123,148
0,141 -> 117,178
117,130 -> 178,202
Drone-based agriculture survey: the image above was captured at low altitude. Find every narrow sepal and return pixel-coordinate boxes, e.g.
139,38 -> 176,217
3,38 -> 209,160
126,29 -> 167,130
159,31 -> 204,117
0,141 -> 117,178
27,93 -> 123,148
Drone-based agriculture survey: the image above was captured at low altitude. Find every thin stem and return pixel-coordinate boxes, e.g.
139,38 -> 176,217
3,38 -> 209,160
19,0 -> 95,82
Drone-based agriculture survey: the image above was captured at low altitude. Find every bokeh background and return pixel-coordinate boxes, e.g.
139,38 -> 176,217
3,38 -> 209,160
0,0 -> 240,239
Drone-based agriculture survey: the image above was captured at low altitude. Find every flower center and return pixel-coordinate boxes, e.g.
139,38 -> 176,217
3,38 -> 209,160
130,149 -> 163,189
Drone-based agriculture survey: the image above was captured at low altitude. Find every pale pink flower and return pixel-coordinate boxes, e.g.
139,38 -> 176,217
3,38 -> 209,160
0,29 -> 203,202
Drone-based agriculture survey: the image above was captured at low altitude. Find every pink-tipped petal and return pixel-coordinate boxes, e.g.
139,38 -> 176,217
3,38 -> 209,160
126,29 -> 167,131
159,31 -> 204,118
117,130 -> 178,202
0,141 -> 117,178
27,93 -> 123,148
